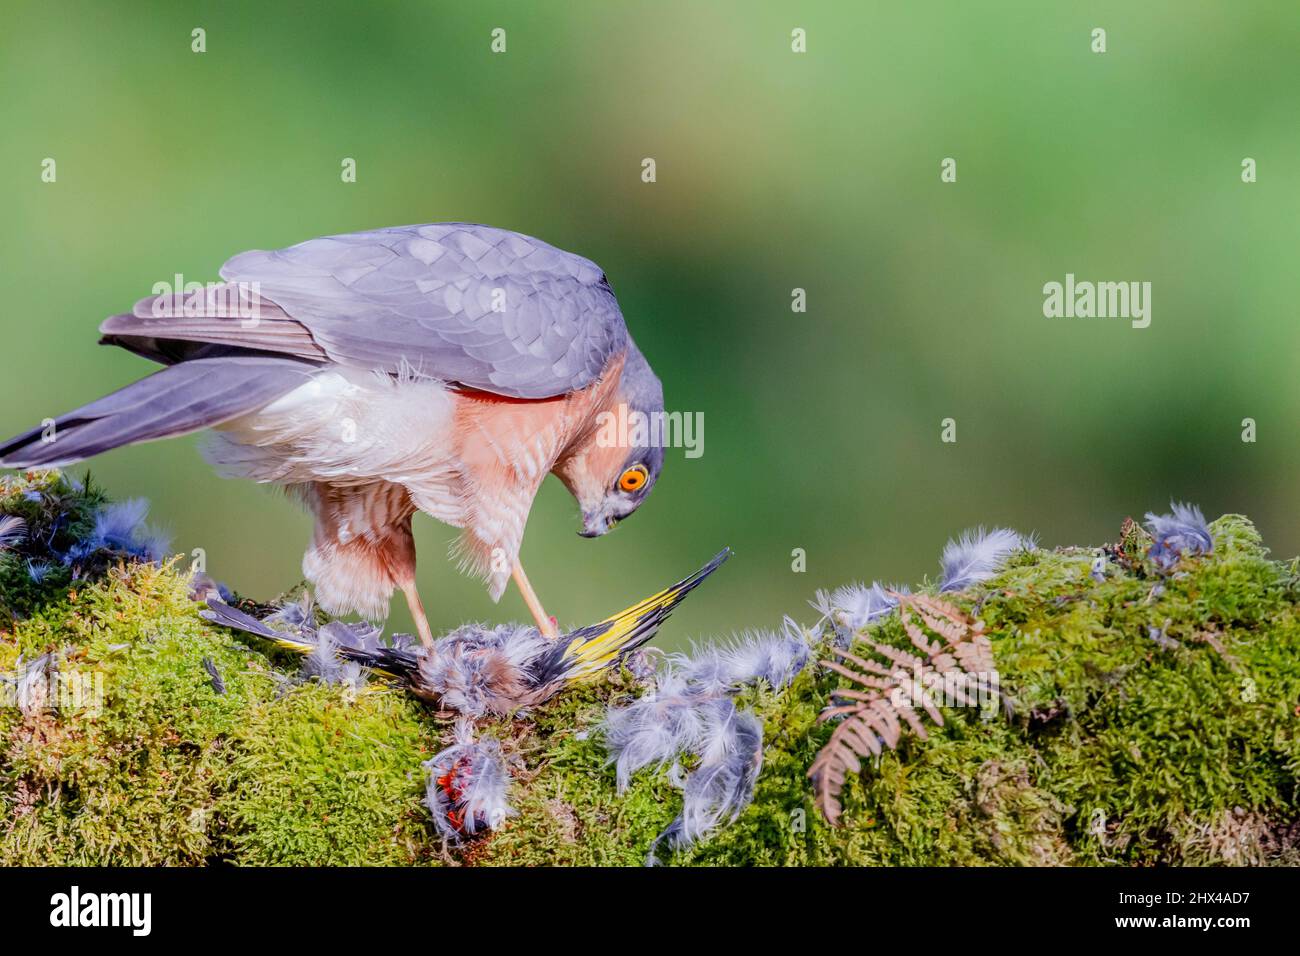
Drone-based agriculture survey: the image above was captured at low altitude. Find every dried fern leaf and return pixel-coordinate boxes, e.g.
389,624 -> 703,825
810,591 -> 997,825
866,698 -> 902,748
831,646 -> 895,676
821,658 -> 888,689
915,689 -> 945,726
951,636 -> 996,675
900,613 -> 942,657
930,651 -> 959,672
894,702 -> 928,739
868,639 -> 924,671
844,718 -> 883,756
902,593 -> 969,629
830,687 -> 892,702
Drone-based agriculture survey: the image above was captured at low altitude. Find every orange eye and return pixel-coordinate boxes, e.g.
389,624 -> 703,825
618,465 -> 648,493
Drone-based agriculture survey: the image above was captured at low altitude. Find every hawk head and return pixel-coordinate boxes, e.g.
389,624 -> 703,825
554,343 -> 665,538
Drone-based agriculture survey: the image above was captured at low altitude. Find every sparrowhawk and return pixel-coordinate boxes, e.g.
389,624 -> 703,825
0,223 -> 668,645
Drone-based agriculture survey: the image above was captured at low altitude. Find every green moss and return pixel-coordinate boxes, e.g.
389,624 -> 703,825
3,477 -> 1298,865
0,472 -> 447,866
0,470 -> 106,620
218,684 -> 436,866
472,673 -> 679,866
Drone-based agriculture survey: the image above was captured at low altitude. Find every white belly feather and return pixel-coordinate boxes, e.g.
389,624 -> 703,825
204,368 -> 467,526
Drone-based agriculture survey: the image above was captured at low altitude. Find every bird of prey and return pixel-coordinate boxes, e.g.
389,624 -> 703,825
200,548 -> 731,715
0,224 -> 668,644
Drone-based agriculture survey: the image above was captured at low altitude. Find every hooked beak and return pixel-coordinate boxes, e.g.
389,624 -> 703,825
579,511 -> 614,538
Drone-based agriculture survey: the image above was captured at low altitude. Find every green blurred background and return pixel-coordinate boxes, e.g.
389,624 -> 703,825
2,1 -> 1298,647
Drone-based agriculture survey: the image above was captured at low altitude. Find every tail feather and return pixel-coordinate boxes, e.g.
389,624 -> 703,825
538,548 -> 733,685
199,599 -> 417,680
199,599 -> 318,656
100,297 -> 327,363
0,356 -> 318,468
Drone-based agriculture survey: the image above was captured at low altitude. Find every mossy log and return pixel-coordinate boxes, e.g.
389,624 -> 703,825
2,471 -> 1298,865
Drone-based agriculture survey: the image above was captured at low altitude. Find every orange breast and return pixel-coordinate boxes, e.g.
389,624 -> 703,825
450,351 -> 627,486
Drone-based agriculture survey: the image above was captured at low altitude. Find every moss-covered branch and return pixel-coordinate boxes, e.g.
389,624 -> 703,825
2,471 -> 1298,865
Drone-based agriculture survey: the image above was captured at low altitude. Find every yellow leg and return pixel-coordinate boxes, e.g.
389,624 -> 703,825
400,578 -> 437,650
513,561 -> 559,638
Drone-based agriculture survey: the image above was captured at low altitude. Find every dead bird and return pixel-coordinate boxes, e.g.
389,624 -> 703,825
200,548 -> 730,716
424,719 -> 517,843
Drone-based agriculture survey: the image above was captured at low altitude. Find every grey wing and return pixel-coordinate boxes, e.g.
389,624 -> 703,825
0,356 -> 317,468
218,223 -> 629,399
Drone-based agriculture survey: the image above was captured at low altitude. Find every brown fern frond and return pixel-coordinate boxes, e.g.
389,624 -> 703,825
820,658 -> 888,689
868,639 -> 924,671
830,687 -> 890,702
914,689 -> 945,726
809,593 -> 995,825
903,593 -> 968,632
828,675 -> 895,696
909,602 -> 970,645
830,646 -> 895,677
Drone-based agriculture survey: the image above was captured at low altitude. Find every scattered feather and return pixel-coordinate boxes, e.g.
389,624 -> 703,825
601,616 -> 813,860
189,572 -> 233,604
939,527 -> 1028,593
299,621 -> 368,690
664,646 -> 732,696
715,617 -> 811,690
264,593 -> 315,631
202,657 -> 226,695
1145,502 -> 1213,572
603,674 -> 708,792
647,703 -> 763,865
0,514 -> 27,551
811,582 -> 901,646
1148,624 -> 1181,650
2,653 -> 57,717
66,499 -> 171,564
90,499 -> 149,551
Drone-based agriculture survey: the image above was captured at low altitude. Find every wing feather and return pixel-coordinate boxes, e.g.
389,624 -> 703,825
213,223 -> 629,398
